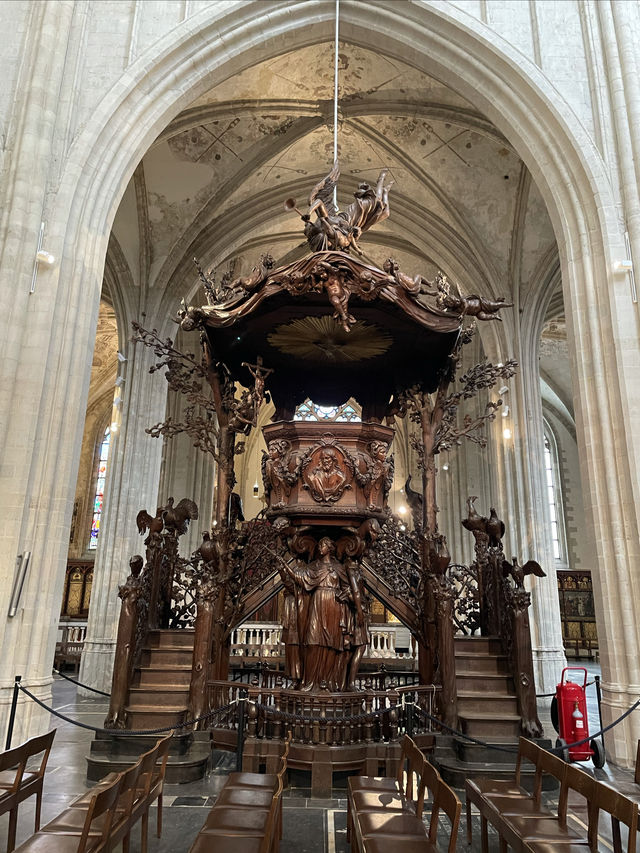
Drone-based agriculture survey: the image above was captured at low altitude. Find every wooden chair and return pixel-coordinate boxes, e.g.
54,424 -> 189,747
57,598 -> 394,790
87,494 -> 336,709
225,731 -> 292,791
0,730 -> 56,842
40,761 -> 140,853
595,783 -> 638,853
189,775 -> 284,853
465,736 -> 541,848
0,741 -> 28,852
12,774 -> 123,853
137,731 -> 172,848
347,735 -> 420,846
359,771 -> 462,853
352,756 -> 440,853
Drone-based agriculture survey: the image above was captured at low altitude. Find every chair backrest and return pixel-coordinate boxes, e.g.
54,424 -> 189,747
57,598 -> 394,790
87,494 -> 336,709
259,774 -> 284,853
278,730 -> 292,775
0,742 -> 28,794
116,758 -> 144,816
420,757 -> 441,818
427,774 -> 462,853
563,763 -> 599,847
595,783 -> 638,853
401,737 -> 426,804
78,774 -> 124,853
537,748 -> 570,823
634,739 -> 640,785
394,735 -> 415,787
24,729 -> 56,777
515,736 -> 540,785
152,731 -> 173,784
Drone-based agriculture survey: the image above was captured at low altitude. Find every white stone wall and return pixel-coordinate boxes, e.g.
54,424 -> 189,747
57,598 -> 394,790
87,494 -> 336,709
0,0 -> 639,765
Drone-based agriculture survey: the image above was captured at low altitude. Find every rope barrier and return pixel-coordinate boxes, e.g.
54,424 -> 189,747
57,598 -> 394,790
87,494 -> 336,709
53,669 -> 111,697
411,696 -> 640,755
250,699 -> 393,725
536,679 -> 595,698
17,683 -> 238,736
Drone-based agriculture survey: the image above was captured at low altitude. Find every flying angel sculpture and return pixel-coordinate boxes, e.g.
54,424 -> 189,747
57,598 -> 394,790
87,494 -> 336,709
286,161 -> 393,254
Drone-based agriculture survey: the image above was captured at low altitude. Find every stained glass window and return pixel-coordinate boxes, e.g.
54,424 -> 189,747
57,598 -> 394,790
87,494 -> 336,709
88,426 -> 110,550
294,399 -> 361,422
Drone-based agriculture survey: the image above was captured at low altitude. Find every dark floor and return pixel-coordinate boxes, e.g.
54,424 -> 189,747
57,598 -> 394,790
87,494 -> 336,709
1,663 -> 637,852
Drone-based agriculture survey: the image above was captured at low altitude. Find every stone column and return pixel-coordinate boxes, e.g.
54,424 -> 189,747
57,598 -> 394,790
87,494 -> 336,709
0,1 -> 89,742
486,316 -> 566,697
79,333 -> 168,694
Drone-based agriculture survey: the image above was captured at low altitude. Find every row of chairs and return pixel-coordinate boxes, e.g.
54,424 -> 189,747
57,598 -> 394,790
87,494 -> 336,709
0,730 -> 56,852
11,732 -> 171,853
466,736 -> 639,852
347,735 -> 461,853
188,733 -> 292,853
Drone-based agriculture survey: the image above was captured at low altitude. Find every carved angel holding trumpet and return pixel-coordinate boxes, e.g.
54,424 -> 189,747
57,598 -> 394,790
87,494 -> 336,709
284,160 -> 393,255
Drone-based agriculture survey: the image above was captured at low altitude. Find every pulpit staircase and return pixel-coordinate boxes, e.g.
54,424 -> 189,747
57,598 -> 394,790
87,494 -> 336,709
434,634 -> 551,788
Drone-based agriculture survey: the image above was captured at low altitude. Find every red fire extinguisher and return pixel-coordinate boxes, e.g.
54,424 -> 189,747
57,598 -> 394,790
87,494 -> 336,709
550,667 -> 605,767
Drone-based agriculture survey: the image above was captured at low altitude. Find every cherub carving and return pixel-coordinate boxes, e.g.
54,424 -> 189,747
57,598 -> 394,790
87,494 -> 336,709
436,277 -> 513,321
262,439 -> 297,509
383,258 -> 433,295
316,262 -> 355,332
360,440 -> 393,512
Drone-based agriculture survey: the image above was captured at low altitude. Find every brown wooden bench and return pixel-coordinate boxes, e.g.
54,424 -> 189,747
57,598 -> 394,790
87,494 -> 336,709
466,736 -> 639,853
348,735 -> 461,853
0,729 -> 57,847
68,732 -> 172,853
13,773 -> 123,853
188,739 -> 290,853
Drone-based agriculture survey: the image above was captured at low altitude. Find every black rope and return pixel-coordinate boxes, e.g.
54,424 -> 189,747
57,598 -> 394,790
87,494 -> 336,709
536,679 -> 595,698
251,700 -> 393,725
18,683 -> 237,736
53,669 -> 111,697
411,697 -> 640,754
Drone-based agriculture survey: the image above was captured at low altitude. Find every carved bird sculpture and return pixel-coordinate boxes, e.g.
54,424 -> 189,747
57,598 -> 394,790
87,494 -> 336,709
502,556 -> 546,588
197,531 -> 219,566
486,507 -> 506,548
162,497 -> 199,536
136,506 -> 164,543
461,495 -> 486,533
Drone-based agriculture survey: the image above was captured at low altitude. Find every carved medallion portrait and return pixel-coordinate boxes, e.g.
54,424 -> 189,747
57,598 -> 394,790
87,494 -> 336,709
301,437 -> 354,503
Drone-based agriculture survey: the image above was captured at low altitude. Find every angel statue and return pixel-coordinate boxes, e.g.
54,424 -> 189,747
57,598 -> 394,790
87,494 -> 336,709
295,161 -> 393,254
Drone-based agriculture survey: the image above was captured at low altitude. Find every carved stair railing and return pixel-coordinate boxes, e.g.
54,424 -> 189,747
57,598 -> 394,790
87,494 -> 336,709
104,498 -> 198,729
456,501 -> 543,738
365,517 -> 458,729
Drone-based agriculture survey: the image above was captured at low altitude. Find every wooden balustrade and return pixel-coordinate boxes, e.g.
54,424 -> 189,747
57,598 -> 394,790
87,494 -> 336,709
207,681 -> 441,747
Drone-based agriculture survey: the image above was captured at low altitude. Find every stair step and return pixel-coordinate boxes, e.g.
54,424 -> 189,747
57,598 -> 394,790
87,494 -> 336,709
456,673 -> 514,693
454,654 -> 510,675
140,648 -> 193,667
124,705 -> 188,731
128,686 -> 190,707
459,712 -> 522,738
87,731 -> 210,784
454,636 -> 503,655
147,628 -> 195,649
135,665 -> 192,687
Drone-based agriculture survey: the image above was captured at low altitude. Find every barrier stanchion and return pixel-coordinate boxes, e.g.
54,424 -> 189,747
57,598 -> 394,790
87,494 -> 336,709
406,699 -> 414,737
594,674 -> 605,752
5,675 -> 22,749
236,689 -> 247,771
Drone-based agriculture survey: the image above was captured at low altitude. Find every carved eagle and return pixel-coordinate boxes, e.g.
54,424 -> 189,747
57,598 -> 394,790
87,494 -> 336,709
502,556 -> 546,589
136,506 -> 164,541
162,497 -> 199,536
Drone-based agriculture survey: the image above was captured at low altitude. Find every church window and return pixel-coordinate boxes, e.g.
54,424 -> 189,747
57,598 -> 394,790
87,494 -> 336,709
543,429 -> 566,563
294,399 -> 361,422
88,426 -> 111,550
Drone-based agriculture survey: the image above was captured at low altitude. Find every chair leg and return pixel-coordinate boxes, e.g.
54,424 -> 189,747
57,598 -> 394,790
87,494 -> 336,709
499,837 -> 508,853
157,793 -> 163,837
466,798 -> 472,844
481,815 -> 489,853
35,792 -> 42,831
8,807 -> 18,853
141,813 -> 149,853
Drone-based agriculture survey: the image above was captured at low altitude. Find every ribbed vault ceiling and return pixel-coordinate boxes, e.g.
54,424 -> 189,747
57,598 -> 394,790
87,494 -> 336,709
105,39 -> 571,411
